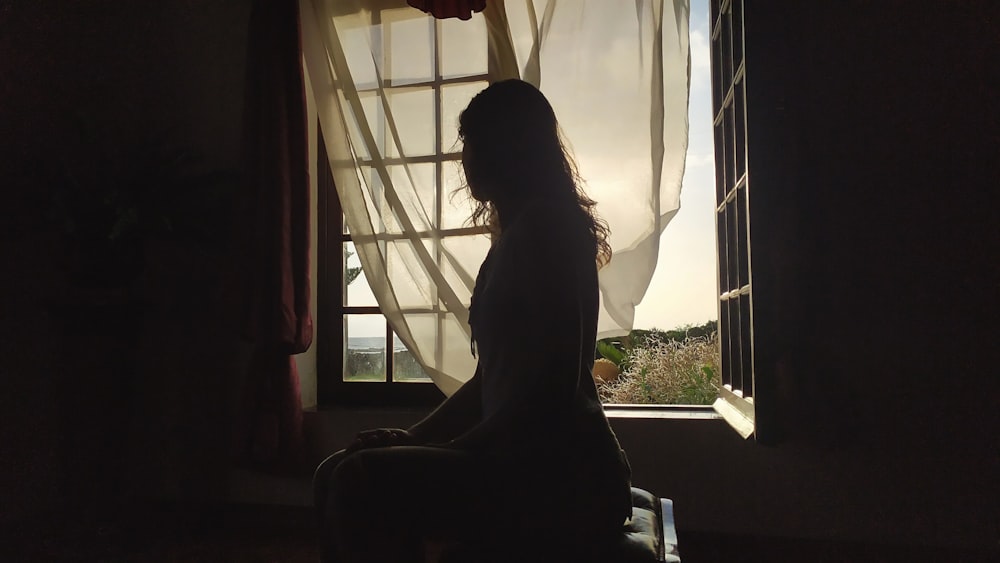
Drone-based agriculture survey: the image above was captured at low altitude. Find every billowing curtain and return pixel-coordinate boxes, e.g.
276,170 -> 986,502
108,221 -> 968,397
301,0 -> 689,395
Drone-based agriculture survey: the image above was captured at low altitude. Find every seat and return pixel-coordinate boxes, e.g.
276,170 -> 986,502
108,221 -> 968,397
439,487 -> 680,563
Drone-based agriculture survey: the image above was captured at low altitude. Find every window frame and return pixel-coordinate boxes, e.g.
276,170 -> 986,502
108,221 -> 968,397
317,0 -> 757,420
709,0 -> 758,438
317,5 -> 491,407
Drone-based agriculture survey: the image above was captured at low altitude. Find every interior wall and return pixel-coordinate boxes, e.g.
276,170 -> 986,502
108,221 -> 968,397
0,0 -> 253,521
627,0 -> 998,550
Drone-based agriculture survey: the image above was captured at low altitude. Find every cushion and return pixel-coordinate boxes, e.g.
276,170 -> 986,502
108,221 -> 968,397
440,487 -> 675,563
613,487 -> 665,563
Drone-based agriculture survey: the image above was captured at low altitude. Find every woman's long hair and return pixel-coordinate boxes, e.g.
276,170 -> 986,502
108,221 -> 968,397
458,79 -> 612,268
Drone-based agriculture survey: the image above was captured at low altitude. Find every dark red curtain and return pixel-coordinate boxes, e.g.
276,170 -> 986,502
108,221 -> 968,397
236,0 -> 312,468
408,0 -> 486,20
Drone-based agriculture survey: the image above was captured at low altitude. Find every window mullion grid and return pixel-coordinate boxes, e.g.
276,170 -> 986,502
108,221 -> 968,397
331,9 -> 491,395
733,0 -> 751,401
728,204 -> 743,396
317,126 -> 341,404
713,0 -> 753,403
433,18 -> 446,377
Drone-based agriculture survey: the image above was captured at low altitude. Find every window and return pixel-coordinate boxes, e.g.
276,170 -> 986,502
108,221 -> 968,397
596,0 -> 721,409
708,0 -> 756,437
313,1 -> 714,412
318,6 -> 491,406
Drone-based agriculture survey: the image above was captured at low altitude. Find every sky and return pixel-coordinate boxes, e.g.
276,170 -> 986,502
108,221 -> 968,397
342,0 -> 717,337
631,0 -> 717,330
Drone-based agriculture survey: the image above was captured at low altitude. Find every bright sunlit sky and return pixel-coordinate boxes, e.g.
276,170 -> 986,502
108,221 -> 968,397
344,0 -> 716,337
632,0 -> 716,330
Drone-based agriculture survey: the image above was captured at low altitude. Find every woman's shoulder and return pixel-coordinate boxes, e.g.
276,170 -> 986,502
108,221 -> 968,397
508,197 -> 587,235
503,199 -> 595,258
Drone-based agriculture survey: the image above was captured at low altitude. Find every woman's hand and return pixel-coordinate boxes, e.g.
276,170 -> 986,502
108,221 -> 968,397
346,428 -> 416,453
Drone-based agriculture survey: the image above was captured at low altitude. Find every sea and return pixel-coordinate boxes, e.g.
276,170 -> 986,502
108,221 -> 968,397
348,336 -> 407,352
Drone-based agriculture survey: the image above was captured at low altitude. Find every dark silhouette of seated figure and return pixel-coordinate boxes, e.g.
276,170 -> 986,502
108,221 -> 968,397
315,79 -> 633,563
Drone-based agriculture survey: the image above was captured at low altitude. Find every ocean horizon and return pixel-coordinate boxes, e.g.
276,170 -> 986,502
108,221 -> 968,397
348,336 -> 407,352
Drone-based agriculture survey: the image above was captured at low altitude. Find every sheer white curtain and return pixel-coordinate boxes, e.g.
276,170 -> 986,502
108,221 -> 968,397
301,0 -> 690,395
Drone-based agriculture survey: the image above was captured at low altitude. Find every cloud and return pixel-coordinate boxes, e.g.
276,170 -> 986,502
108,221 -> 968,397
686,152 -> 715,168
690,29 -> 711,73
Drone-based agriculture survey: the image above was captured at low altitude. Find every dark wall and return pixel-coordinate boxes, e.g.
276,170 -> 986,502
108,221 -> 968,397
613,0 -> 999,551
0,0 -> 251,525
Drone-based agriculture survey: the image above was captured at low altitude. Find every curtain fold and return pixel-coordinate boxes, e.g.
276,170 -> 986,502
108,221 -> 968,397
486,0 -> 690,335
301,0 -> 689,395
236,0 -> 312,466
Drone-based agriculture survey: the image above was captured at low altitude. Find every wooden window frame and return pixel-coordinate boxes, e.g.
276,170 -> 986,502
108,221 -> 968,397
317,5 -> 490,407
709,0 -> 758,437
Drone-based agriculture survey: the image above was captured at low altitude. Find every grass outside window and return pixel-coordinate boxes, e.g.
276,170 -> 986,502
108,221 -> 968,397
596,321 -> 721,406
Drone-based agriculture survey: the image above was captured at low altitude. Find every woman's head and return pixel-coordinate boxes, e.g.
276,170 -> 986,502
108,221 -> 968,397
458,79 -> 611,265
459,79 -> 565,203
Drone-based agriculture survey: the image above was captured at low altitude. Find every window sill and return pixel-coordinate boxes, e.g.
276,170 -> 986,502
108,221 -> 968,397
307,404 -> 721,420
305,404 -> 431,416
603,404 -> 721,420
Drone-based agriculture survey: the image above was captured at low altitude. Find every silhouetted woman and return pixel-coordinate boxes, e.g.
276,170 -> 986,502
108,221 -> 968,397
315,79 -> 632,563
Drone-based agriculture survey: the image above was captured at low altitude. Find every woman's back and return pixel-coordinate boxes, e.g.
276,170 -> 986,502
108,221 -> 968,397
469,197 -> 631,520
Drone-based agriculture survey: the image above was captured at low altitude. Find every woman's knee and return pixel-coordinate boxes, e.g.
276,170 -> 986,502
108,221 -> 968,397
315,450 -> 350,487
314,449 -> 350,514
327,450 -> 367,504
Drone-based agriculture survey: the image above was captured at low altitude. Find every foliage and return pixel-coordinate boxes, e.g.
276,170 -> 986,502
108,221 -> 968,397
345,348 -> 384,381
628,320 -> 718,349
596,320 -> 717,374
596,340 -> 625,366
344,248 -> 362,287
345,347 -> 429,381
597,329 -> 720,406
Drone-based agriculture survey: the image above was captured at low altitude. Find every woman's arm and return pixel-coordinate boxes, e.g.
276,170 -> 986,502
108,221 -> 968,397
441,298 -> 583,452
406,366 -> 483,444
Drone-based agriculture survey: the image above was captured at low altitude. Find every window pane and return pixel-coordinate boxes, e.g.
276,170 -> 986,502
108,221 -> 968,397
716,209 -> 728,295
393,332 -> 432,382
442,160 -> 476,230
739,293 -> 753,397
441,234 -> 491,300
345,93 -> 383,161
389,163 -> 436,228
345,242 -> 378,307
439,14 -> 487,79
728,297 -> 743,394
387,87 -> 435,157
726,203 -> 739,291
734,80 -> 747,182
336,18 -> 379,89
721,5 -> 733,91
737,187 -> 749,287
711,22 -> 724,112
440,81 -> 488,153
713,121 -> 727,202
439,312 -> 479,378
384,8 -> 435,85
719,297 -> 732,389
356,165 -> 387,234
344,314 -> 386,382
724,101 -> 735,191
732,0 -> 744,67
387,238 -> 435,309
